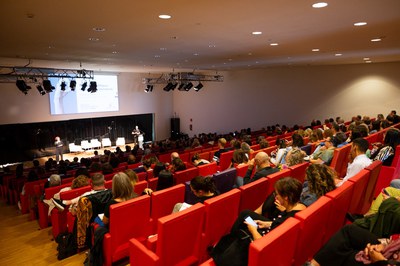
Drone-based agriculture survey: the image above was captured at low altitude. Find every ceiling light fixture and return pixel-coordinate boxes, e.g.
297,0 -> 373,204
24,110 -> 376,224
144,84 -> 153,93
81,81 -> 87,91
312,48 -> 320,52
184,82 -> 193,91
36,85 -> 46,95
43,80 -> 54,93
335,53 -> 342,56
270,43 -> 279,46
363,57 -> 370,60
16,80 -> 31,95
70,80 -> 76,91
371,38 -> 382,42
88,37 -> 100,42
312,2 -> 328,8
159,14 -> 171,19
92,27 -> 106,32
252,31 -> 262,35
88,81 -> 97,93
194,82 -> 203,92
60,81 -> 66,91
354,22 -> 367,26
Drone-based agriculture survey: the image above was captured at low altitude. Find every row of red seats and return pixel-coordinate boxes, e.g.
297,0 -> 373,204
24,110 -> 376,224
201,160 -> 384,266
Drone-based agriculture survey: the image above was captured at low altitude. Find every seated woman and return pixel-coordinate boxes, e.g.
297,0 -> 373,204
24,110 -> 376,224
229,149 -> 249,168
270,138 -> 288,166
371,128 -> 400,166
173,176 -> 218,212
231,177 -> 306,241
89,172 -> 137,265
191,153 -> 210,166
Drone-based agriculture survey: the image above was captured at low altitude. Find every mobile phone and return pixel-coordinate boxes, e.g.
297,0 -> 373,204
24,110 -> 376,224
244,216 -> 258,228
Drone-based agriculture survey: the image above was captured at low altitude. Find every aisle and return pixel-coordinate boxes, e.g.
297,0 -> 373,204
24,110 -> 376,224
0,200 -> 86,265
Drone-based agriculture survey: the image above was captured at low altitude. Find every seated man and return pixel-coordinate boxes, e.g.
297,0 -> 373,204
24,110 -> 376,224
52,173 -> 108,213
236,151 -> 279,187
213,138 -> 230,163
337,138 -> 372,187
309,136 -> 336,165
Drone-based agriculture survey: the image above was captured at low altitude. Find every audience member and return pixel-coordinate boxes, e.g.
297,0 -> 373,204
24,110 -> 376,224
213,138 -> 229,163
237,152 -> 279,186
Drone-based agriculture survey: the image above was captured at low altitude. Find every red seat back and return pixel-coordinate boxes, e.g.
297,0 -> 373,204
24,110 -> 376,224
324,181 -> 354,243
347,169 -> 370,214
137,172 -> 147,181
288,162 -> 309,183
202,189 -> 241,260
173,167 -> 199,185
235,164 -> 249,178
249,218 -> 300,266
219,150 -> 234,171
265,169 -> 291,196
239,177 -> 269,212
197,161 -> 218,177
373,166 -> 396,198
105,195 -> 152,265
150,184 -> 185,231
157,152 -> 172,164
330,144 -> 351,178
362,160 -> 383,213
294,196 -> 332,265
134,180 -> 148,195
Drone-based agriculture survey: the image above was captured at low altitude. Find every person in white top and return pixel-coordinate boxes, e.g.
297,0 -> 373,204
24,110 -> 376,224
337,138 -> 372,187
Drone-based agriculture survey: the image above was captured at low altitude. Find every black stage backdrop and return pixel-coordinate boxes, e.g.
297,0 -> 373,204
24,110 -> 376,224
0,113 -> 153,165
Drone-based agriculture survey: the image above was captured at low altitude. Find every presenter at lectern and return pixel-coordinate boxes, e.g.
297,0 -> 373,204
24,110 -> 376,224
132,126 -> 141,144
54,136 -> 63,163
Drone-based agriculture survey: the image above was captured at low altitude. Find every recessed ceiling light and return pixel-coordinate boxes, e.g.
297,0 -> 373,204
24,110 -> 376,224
154,55 -> 161,58
371,38 -> 382,42
335,53 -> 342,56
312,48 -> 320,52
208,44 -> 216,48
354,22 -> 367,26
252,31 -> 262,35
88,37 -> 100,42
159,14 -> 171,19
228,58 -> 233,61
248,52 -> 252,56
363,57 -> 370,60
270,43 -> 279,46
112,51 -> 118,54
160,47 -> 167,51
312,2 -> 328,8
92,27 -> 106,32
365,61 -> 372,63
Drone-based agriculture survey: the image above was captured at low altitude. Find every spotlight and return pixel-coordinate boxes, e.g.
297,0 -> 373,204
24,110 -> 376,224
69,80 -> 76,91
81,81 -> 87,91
88,81 -> 97,93
16,80 -> 31,95
163,82 -> 177,92
60,81 -> 67,91
184,82 -> 193,91
36,85 -> 46,95
144,84 -> 153,93
177,83 -> 186,91
43,80 -> 54,93
194,82 -> 203,92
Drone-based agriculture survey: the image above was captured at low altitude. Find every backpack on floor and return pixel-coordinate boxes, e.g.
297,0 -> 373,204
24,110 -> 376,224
55,232 -> 77,260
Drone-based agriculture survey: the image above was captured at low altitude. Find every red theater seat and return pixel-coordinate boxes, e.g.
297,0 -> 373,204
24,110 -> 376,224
197,161 -> 218,177
266,169 -> 291,196
288,162 -> 309,183
103,195 -> 152,266
239,177 -> 269,212
248,217 -> 300,266
173,167 -> 199,185
347,169 -> 370,214
201,189 -> 241,261
130,203 -> 205,266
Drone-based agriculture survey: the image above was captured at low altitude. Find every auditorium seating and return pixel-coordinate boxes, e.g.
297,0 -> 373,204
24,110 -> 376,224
374,165 -> 395,198
265,169 -> 291,196
289,162 -> 309,183
149,184 -> 185,232
293,196 -> 332,265
173,167 -> 199,185
248,217 -> 300,266
347,169 -> 371,214
330,144 -> 351,178
129,203 -> 205,266
361,160 -> 383,213
201,189 -> 241,261
213,168 -> 237,194
239,177 -> 269,212
103,195 -> 152,266
218,150 -> 234,171
197,161 -> 218,177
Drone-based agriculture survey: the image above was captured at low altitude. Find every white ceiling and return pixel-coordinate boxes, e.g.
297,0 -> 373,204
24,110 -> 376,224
1,0 -> 400,73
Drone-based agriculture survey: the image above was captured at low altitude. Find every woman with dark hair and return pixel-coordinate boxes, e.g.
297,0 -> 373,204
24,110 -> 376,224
371,128 -> 400,166
191,153 -> 210,166
270,138 -> 288,165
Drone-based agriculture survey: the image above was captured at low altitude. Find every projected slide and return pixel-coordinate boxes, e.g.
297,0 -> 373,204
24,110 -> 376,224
49,74 -> 119,115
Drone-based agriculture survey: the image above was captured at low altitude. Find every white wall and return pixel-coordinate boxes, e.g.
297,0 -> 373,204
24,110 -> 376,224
0,72 -> 174,140
1,62 -> 399,140
173,62 -> 400,137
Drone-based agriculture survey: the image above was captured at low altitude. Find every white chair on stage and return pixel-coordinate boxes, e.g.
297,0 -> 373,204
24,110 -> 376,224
91,139 -> 101,149
102,138 -> 112,148
69,143 -> 83,153
116,137 -> 125,146
81,140 -> 91,150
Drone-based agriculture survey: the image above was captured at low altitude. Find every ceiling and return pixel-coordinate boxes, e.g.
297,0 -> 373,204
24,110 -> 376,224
1,0 -> 400,73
